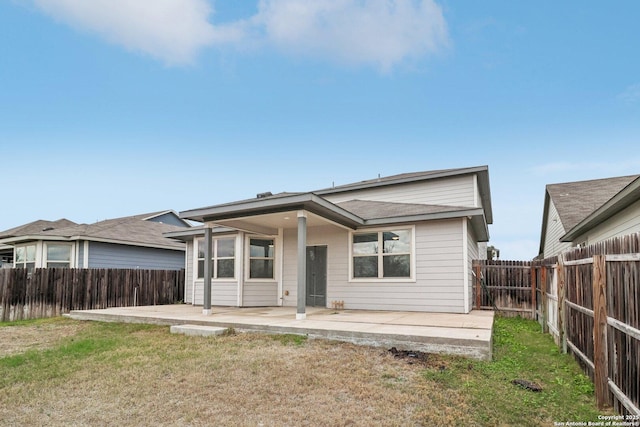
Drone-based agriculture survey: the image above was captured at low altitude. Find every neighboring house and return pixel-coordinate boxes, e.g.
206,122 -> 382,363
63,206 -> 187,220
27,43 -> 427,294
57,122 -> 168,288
538,174 -> 640,259
0,211 -> 191,272
166,166 -> 492,315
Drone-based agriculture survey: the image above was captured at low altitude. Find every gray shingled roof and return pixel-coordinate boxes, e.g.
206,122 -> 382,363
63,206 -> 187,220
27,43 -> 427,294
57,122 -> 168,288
547,175 -> 640,231
336,200 -> 474,220
0,212 -> 187,250
0,219 -> 77,239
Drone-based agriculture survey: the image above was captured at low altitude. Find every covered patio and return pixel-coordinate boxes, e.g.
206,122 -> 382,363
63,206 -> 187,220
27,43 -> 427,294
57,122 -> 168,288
67,304 -> 495,360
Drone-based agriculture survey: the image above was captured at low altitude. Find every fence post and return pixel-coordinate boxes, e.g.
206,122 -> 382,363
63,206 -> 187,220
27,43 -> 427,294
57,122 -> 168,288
592,254 -> 610,409
541,266 -> 548,333
474,262 -> 482,309
531,265 -> 537,320
557,255 -> 567,353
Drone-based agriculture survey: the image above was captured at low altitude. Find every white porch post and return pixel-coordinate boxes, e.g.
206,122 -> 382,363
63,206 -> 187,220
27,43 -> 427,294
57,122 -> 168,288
296,211 -> 307,320
203,226 -> 212,315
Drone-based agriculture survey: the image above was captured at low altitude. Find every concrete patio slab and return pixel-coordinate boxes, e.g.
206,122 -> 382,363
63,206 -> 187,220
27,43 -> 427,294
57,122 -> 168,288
66,305 -> 495,360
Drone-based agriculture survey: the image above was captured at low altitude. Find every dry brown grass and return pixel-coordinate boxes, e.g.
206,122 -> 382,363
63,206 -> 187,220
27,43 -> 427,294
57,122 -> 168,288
0,320 -> 473,426
0,317 -> 89,357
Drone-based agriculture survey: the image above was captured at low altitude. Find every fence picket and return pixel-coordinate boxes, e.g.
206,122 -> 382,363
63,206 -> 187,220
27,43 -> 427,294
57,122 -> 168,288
0,268 -> 184,322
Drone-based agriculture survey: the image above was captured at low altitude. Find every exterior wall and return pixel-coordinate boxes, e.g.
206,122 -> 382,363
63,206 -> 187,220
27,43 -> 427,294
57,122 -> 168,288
324,175 -> 477,208
190,234 -> 241,307
281,220 -> 467,313
87,242 -> 184,270
574,198 -> 640,245
542,200 -> 573,258
466,219 -> 479,312
241,232 -> 280,307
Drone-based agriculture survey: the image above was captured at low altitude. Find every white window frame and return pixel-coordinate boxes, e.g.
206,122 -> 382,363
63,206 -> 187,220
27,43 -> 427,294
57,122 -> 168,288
245,236 -> 276,282
349,226 -> 416,282
196,236 -> 236,280
14,243 -> 37,271
44,242 -> 73,268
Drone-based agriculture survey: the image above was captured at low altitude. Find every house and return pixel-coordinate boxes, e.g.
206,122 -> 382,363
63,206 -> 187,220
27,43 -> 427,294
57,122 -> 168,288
166,166 -> 492,316
538,174 -> 640,259
0,211 -> 191,272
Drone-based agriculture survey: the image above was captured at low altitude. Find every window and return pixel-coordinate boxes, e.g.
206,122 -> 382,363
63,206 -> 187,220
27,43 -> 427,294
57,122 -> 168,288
197,238 -> 236,279
46,244 -> 71,268
249,238 -> 274,279
352,229 -> 412,279
15,244 -> 36,272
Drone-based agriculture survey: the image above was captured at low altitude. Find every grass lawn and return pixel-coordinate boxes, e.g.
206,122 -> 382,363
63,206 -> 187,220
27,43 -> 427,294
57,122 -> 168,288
0,315 -> 612,426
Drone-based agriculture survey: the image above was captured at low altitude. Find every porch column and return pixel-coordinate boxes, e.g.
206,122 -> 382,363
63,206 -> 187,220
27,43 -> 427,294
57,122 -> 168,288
203,226 -> 212,315
297,211 -> 307,320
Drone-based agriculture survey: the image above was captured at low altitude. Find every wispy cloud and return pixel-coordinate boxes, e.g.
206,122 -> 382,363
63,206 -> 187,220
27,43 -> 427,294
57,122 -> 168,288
618,83 -> 640,104
30,0 -> 238,65
250,0 -> 449,72
28,0 -> 449,70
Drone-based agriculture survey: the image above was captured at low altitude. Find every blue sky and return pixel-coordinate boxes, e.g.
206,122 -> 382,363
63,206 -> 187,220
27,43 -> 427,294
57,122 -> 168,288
1,0 -> 639,260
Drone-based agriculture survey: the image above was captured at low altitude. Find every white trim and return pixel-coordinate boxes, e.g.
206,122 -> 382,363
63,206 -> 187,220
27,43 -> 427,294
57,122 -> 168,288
463,218 -> 470,313
43,242 -> 75,268
296,313 -> 306,320
277,227 -> 284,306
1,235 -> 184,251
244,235 -> 278,282
473,174 -> 479,207
348,225 -> 416,283
83,240 -> 89,268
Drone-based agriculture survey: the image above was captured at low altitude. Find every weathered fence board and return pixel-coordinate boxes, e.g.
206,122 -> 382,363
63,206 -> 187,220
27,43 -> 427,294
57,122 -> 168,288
0,268 -> 185,322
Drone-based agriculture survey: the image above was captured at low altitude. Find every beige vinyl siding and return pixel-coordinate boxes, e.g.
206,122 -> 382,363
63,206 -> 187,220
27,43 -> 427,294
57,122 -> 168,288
280,220 -> 467,313
185,240 -> 194,303
576,198 -> 640,244
324,175 -> 477,207
242,282 -> 278,306
543,200 -> 573,258
281,225 -> 347,308
192,281 -> 238,306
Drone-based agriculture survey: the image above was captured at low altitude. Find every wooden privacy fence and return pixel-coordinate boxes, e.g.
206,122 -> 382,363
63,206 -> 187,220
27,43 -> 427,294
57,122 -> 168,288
0,268 -> 185,322
473,233 -> 640,416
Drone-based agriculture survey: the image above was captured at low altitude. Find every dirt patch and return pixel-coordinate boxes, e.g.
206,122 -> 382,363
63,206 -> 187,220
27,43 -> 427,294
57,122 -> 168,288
0,319 -> 88,357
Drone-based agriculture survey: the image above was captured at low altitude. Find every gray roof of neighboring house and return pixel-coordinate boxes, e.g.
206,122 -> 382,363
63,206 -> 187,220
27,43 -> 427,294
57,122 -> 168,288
561,175 -> 640,242
0,211 -> 188,250
0,219 -> 78,239
546,175 -> 640,232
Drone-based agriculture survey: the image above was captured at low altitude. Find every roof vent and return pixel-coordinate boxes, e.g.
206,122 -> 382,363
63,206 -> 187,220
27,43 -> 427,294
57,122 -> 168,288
256,191 -> 273,199
42,227 -> 55,231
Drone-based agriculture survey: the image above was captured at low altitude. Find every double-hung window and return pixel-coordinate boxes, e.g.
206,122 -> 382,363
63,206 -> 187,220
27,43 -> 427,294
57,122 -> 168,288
15,244 -> 36,272
46,244 -> 72,268
352,229 -> 412,279
197,238 -> 235,279
249,238 -> 274,279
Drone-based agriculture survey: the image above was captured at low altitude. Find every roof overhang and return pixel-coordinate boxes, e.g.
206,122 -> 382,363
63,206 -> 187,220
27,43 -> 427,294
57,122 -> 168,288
164,226 -> 237,242
181,193 -> 364,230
561,176 -> 640,242
180,194 -> 490,241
